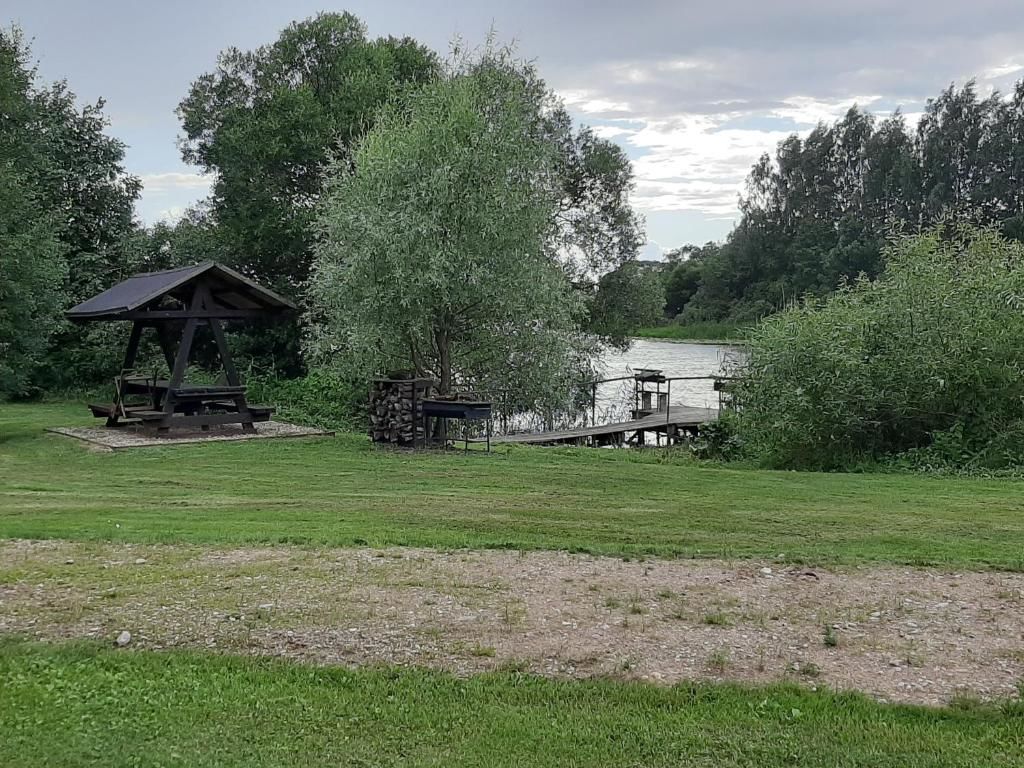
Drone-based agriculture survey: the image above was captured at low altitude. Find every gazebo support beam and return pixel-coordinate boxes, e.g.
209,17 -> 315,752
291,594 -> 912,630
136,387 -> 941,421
155,324 -> 177,373
208,315 -> 254,432
121,321 -> 143,371
164,286 -> 203,415
119,308 -> 266,321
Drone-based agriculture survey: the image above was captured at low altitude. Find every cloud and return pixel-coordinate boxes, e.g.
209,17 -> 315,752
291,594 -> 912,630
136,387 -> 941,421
135,173 -> 212,225
155,206 -> 187,223
91,0 -> 1024,247
538,0 -> 1024,245
140,172 -> 212,195
983,60 -> 1024,80
639,240 -> 665,261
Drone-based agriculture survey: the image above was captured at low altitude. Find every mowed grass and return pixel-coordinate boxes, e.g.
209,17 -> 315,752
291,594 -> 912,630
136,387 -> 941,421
1,640 -> 1021,768
6,403 -> 1024,573
3,402 -> 1024,568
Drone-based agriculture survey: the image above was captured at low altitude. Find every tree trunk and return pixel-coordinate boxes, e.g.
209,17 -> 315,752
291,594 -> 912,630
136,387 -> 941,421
434,325 -> 452,445
436,326 -> 452,396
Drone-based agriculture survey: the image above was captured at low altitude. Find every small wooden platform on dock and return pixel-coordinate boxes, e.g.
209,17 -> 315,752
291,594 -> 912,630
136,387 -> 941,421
491,405 -> 719,446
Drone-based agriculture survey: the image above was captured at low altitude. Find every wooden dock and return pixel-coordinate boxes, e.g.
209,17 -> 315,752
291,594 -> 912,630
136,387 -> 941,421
491,405 -> 719,446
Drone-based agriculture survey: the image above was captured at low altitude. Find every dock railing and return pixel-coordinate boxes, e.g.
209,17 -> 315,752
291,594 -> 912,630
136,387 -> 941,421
458,373 -> 738,438
584,374 -> 737,430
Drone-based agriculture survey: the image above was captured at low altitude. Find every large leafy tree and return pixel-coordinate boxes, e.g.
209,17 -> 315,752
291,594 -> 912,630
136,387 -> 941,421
587,261 -> 664,345
491,52 -> 643,294
307,49 -> 605,414
0,28 -> 140,390
663,244 -> 716,318
34,79 -> 142,388
180,18 -> 644,373
178,12 -> 439,289
0,31 -> 66,396
178,13 -> 439,374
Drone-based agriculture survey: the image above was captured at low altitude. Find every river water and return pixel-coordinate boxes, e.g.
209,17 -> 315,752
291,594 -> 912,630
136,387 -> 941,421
594,339 -> 742,419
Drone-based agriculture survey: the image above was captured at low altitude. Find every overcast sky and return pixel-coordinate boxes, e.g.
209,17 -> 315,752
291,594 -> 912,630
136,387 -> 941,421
7,1 -> 1024,256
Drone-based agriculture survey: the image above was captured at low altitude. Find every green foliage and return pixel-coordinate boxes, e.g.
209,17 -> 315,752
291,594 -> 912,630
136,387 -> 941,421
138,205 -> 227,272
663,258 -> 703,317
0,26 -> 140,394
823,624 -> 839,648
0,168 -> 66,397
181,18 -> 644,376
0,32 -> 68,396
689,417 -> 746,462
734,223 -> 1024,470
307,46 -> 593,412
30,80 -> 140,390
246,370 -> 365,431
178,12 -> 438,288
587,262 -> 664,349
178,13 -> 439,373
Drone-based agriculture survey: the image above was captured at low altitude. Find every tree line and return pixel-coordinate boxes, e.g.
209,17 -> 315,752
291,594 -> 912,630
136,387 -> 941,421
0,28 -> 139,394
661,80 -> 1024,325
1,14 -> 658,409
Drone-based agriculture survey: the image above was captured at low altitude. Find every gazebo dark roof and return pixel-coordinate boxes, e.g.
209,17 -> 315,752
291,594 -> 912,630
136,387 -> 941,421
66,262 -> 295,321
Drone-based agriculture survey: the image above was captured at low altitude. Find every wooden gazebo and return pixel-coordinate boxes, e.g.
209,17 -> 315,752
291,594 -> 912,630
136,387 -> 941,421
67,262 -> 295,433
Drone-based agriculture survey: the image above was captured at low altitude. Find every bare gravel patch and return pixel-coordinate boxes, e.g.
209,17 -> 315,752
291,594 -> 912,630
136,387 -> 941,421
1,540 -> 1022,705
47,421 -> 332,451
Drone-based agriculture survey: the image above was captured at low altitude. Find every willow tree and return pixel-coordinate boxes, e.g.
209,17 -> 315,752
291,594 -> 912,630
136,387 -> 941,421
306,51 -> 595,411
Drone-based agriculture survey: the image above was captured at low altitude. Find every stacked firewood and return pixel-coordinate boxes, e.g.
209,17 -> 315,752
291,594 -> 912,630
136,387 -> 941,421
369,375 -> 434,445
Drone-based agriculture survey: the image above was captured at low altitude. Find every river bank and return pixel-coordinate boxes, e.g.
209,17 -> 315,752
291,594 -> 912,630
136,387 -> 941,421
634,322 -> 747,343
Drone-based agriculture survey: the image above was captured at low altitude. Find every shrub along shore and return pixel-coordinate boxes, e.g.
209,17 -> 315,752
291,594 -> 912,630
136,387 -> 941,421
634,322 -> 747,343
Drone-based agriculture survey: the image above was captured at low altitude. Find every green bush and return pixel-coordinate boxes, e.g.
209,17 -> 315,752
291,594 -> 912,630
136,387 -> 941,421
246,370 -> 366,432
734,222 -> 1024,470
635,322 -> 747,342
690,416 -> 746,461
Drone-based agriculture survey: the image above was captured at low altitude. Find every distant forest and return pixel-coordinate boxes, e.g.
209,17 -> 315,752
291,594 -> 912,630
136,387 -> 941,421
661,80 -> 1024,324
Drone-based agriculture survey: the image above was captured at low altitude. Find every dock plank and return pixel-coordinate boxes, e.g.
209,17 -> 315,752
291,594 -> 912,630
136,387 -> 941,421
492,405 -> 719,445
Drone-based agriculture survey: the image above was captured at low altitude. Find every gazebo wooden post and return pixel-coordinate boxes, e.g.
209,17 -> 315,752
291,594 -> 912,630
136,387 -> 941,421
155,324 -> 177,373
201,282 -> 255,432
207,315 -> 254,432
107,321 -> 144,427
121,321 -> 143,371
159,286 -> 203,433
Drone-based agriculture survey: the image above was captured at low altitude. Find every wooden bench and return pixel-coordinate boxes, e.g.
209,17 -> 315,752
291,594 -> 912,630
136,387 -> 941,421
89,401 -> 274,427
171,385 -> 248,400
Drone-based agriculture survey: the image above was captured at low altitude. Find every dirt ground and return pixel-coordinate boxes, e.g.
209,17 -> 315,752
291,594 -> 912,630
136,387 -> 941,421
1,540 -> 1022,706
47,420 -> 331,451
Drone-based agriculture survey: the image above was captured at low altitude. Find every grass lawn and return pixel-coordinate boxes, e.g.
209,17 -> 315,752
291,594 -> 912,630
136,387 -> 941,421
3,402 -> 1024,569
1,640 -> 1021,768
635,322 -> 747,342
